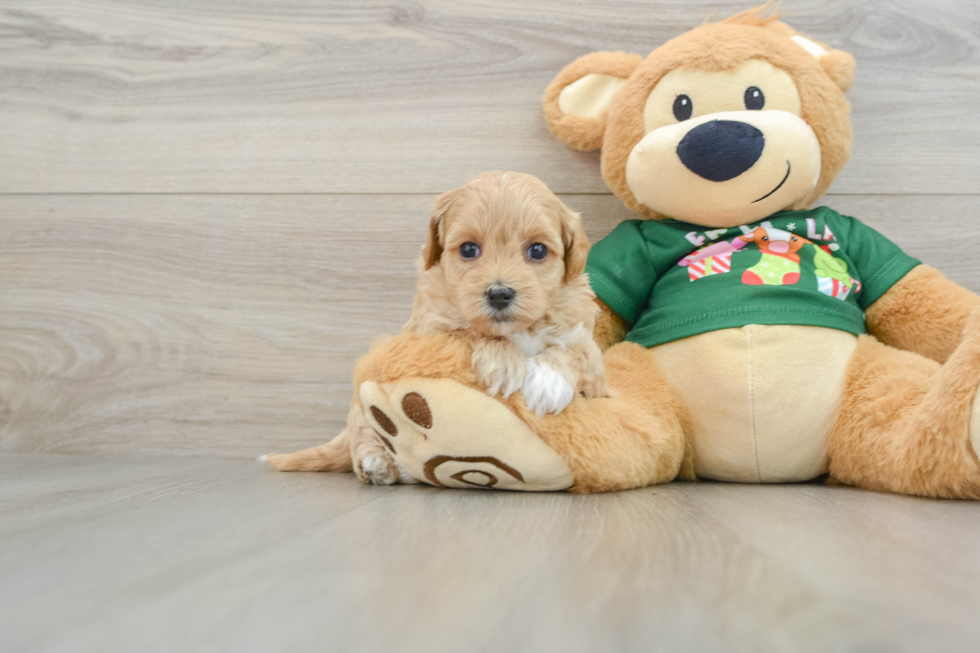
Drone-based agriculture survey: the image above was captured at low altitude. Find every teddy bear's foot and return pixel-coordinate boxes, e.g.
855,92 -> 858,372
359,377 -> 573,491
829,311 -> 980,499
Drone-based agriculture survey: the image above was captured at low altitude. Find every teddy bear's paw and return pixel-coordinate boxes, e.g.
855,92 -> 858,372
360,377 -> 573,491
394,459 -> 420,484
522,358 -> 575,417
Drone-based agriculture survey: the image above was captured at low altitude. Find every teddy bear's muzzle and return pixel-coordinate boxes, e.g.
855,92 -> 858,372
625,109 -> 822,227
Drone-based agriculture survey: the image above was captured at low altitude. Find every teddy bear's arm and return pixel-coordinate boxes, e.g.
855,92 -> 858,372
865,265 -> 980,364
594,299 -> 627,351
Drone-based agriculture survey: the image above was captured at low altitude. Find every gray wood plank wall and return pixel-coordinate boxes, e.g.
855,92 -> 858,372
2,1 -> 980,456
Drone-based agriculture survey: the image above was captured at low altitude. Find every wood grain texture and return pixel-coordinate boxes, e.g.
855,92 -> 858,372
2,454 -> 980,652
2,193 -> 980,457
1,0 -> 979,194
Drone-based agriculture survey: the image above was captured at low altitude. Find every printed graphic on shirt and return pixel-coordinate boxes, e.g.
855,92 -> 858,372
738,222 -> 807,286
675,218 -> 863,296
812,245 -> 861,300
677,234 -> 746,281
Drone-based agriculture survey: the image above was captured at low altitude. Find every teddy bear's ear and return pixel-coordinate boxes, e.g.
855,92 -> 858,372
780,28 -> 856,93
543,51 -> 643,152
820,49 -> 856,93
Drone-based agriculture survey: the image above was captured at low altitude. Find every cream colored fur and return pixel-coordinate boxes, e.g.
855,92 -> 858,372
265,172 -> 608,482
360,377 -> 574,491
970,388 -> 980,469
558,74 -> 627,118
652,326 -> 856,483
347,333 -> 693,493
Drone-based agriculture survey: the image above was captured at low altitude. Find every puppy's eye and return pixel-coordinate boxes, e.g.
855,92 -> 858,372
527,243 -> 548,261
744,86 -> 765,110
459,242 -> 481,259
673,94 -> 693,121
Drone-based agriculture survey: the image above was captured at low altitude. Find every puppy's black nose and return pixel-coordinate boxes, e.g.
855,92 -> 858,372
486,285 -> 516,310
677,120 -> 765,182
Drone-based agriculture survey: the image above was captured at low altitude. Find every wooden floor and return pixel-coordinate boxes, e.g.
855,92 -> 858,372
3,454 -> 980,652
3,1 -> 980,650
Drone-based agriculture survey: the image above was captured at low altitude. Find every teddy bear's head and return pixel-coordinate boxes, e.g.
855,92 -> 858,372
543,6 -> 856,227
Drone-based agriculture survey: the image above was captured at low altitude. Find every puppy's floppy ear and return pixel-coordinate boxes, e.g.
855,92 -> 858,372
557,202 -> 591,283
423,187 -> 461,269
543,51 -> 643,152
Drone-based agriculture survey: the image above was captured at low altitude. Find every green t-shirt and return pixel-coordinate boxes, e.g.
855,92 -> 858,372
586,207 -> 920,347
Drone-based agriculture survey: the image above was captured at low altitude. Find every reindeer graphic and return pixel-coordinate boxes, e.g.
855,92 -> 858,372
739,222 -> 809,286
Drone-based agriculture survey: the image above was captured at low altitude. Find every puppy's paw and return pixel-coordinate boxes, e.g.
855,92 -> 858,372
472,343 -> 526,398
356,451 -> 399,485
579,372 -> 612,400
522,358 -> 575,417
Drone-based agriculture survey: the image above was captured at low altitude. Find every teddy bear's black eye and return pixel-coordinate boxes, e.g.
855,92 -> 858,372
744,86 -> 765,110
673,94 -> 693,121
460,242 -> 480,259
527,243 -> 548,261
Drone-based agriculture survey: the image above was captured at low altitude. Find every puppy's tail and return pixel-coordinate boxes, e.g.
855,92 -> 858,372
260,430 -> 353,472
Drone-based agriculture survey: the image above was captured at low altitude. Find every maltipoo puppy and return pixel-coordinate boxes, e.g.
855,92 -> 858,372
264,171 -> 609,483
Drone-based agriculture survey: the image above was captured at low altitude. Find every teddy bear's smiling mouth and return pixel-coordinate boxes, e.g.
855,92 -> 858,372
752,160 -> 792,204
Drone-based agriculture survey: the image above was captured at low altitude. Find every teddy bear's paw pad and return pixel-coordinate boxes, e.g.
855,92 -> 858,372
360,381 -> 417,457
423,455 -> 527,489
369,405 -> 398,438
400,392 -> 433,430
371,377 -> 573,492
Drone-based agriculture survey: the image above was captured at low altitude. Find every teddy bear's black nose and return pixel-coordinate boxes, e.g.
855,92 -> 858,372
676,120 -> 765,182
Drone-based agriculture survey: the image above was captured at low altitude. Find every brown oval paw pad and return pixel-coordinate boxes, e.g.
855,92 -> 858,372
370,405 -> 398,436
378,435 -> 396,453
401,392 -> 433,429
423,455 -> 525,488
451,470 -> 497,487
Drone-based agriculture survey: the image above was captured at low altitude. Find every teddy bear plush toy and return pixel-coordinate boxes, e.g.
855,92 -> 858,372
285,7 -> 980,498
